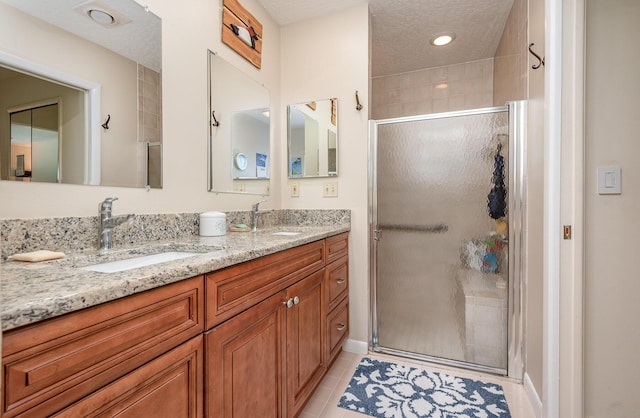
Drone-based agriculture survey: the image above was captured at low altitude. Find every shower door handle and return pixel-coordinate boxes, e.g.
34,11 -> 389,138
373,229 -> 382,241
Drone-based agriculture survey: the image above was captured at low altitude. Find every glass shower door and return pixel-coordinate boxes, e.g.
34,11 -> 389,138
371,107 -> 512,373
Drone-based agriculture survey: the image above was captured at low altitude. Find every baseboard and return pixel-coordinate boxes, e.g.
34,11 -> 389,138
343,338 -> 368,355
524,372 -> 542,418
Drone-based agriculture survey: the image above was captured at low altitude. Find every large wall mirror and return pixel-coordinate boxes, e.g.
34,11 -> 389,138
208,51 -> 270,195
287,99 -> 338,178
0,0 -> 162,188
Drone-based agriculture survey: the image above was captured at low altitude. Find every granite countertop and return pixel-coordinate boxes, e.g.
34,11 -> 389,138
0,225 -> 349,331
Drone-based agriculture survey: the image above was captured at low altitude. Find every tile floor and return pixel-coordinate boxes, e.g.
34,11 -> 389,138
300,351 -> 536,418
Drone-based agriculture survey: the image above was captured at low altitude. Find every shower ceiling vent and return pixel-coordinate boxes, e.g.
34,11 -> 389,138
73,0 -> 131,28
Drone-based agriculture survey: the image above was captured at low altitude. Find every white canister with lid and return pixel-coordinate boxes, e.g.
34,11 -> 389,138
199,211 -> 227,236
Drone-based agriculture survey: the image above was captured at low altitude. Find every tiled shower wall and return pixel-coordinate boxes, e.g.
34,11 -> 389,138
371,58 -> 494,120
137,64 -> 163,188
493,0 -> 528,106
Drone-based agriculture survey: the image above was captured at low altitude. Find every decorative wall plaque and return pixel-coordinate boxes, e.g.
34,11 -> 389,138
221,0 -> 263,69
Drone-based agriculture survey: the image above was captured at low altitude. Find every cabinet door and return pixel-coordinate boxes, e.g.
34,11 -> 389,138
285,269 -> 325,418
54,335 -> 203,418
205,292 -> 287,418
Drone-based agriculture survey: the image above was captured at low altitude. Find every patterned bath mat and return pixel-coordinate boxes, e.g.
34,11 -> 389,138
338,357 -> 511,418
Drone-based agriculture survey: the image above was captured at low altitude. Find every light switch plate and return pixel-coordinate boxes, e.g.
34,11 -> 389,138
290,182 -> 300,197
322,181 -> 338,197
597,166 -> 621,194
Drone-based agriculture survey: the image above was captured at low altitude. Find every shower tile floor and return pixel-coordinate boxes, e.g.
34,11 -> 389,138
300,350 -> 536,418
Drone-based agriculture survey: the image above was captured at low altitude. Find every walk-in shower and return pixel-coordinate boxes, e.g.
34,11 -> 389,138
369,101 -> 525,378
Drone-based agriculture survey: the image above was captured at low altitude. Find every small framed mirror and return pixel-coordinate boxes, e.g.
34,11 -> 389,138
287,98 -> 338,178
208,51 -> 270,195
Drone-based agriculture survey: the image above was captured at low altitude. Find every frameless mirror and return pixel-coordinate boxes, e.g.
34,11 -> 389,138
287,99 -> 338,178
0,0 -> 162,188
208,51 -> 270,195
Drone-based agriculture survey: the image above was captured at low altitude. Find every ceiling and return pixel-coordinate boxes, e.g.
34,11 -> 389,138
256,0 -> 515,77
1,0 -> 161,71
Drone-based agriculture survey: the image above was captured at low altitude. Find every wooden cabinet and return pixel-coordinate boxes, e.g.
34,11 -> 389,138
54,335 -> 203,418
2,276 -> 204,418
205,270 -> 326,418
285,270 -> 325,418
205,241 -> 325,329
205,292 -> 286,418
205,233 -> 349,418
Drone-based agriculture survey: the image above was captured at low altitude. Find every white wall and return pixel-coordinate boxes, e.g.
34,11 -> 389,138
0,0 -> 282,218
585,0 -> 640,415
280,4 -> 370,344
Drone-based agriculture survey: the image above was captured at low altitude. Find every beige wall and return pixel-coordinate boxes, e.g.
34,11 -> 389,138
371,58 -> 494,119
280,4 -> 370,344
525,0 -> 544,404
0,0 -> 282,218
585,0 -> 640,416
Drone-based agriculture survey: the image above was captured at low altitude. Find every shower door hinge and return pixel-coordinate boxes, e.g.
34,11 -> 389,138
563,225 -> 572,240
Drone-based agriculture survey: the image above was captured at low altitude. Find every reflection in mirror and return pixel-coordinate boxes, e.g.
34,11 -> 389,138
287,99 -> 338,178
10,102 -> 60,183
208,51 -> 270,195
0,0 -> 162,188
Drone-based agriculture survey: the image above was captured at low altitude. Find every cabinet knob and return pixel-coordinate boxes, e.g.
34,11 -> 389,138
293,296 -> 300,305
336,278 -> 346,285
283,298 -> 294,308
336,323 -> 346,332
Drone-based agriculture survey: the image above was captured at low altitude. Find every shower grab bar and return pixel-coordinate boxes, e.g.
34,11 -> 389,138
376,223 -> 448,233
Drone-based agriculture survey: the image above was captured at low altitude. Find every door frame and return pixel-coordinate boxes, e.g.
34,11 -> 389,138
545,0 -> 585,416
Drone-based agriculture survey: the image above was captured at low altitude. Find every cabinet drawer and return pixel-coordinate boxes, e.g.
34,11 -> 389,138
326,299 -> 349,363
54,335 -> 203,418
325,233 -> 348,265
206,240 -> 325,329
325,256 -> 348,312
3,276 -> 204,418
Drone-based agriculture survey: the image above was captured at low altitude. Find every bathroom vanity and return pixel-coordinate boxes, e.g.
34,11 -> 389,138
0,226 -> 349,418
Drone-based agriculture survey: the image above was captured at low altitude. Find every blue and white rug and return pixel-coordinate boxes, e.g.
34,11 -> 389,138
338,357 -> 511,418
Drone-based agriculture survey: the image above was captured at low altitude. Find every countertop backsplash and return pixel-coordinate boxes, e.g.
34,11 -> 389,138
0,209 -> 350,260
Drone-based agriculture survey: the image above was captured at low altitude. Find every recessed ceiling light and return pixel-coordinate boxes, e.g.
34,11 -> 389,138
88,9 -> 115,25
435,83 -> 448,89
430,34 -> 456,46
73,0 -> 131,28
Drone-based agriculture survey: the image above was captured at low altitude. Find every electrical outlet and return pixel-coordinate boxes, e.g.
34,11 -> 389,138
322,181 -> 338,197
235,183 -> 246,192
290,182 -> 300,197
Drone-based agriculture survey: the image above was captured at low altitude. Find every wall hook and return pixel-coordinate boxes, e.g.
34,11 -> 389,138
528,43 -> 545,69
101,114 -> 111,130
355,90 -> 363,111
211,110 -> 220,127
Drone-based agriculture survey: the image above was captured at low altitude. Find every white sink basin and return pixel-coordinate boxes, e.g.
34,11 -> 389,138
81,251 -> 200,273
271,232 -> 302,236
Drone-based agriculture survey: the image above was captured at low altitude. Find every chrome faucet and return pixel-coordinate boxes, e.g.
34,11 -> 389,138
251,199 -> 270,232
99,197 -> 134,250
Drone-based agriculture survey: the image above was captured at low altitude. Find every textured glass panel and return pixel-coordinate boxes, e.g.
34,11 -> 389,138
375,110 -> 509,370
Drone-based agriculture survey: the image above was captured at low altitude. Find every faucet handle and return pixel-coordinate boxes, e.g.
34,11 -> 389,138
252,199 -> 267,211
100,197 -> 119,211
